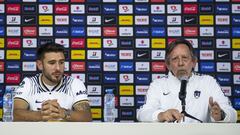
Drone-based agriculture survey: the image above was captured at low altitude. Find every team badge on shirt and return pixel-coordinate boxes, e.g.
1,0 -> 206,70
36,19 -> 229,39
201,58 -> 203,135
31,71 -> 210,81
194,90 -> 201,99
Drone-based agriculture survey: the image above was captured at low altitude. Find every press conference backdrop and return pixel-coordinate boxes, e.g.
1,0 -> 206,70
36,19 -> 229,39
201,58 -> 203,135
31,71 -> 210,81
0,0 -> 240,122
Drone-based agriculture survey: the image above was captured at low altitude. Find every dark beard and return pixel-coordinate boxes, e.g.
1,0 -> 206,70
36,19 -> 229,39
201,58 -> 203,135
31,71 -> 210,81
43,71 -> 62,84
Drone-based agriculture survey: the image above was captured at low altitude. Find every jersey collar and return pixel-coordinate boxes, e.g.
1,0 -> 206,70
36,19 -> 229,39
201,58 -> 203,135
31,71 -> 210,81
38,74 -> 63,92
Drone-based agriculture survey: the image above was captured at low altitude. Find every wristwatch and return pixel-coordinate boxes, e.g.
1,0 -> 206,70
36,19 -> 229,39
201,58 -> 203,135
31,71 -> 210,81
64,109 -> 71,120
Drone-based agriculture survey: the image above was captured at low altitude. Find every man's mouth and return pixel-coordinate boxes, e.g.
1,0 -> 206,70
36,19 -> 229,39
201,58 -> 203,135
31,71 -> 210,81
53,73 -> 62,76
177,70 -> 187,77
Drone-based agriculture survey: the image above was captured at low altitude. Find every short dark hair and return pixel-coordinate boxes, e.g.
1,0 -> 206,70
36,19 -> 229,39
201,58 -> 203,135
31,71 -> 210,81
37,42 -> 65,60
165,38 -> 196,65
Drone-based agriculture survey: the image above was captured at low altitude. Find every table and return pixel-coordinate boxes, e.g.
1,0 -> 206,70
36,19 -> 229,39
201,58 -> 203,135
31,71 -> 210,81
1,122 -> 240,135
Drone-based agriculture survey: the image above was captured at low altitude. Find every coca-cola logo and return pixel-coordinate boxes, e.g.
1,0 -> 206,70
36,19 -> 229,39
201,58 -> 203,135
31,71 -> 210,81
8,41 -> 19,45
185,7 -> 197,11
7,4 -> 21,13
8,7 -> 19,11
72,41 -> 82,45
7,76 -> 18,80
56,7 -> 68,11
6,73 -> 20,84
7,38 -> 21,48
71,39 -> 85,48
184,4 -> 197,14
55,5 -> 69,14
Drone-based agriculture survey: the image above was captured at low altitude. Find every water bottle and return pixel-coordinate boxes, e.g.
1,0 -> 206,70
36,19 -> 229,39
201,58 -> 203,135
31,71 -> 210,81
2,88 -> 14,122
104,89 -> 115,122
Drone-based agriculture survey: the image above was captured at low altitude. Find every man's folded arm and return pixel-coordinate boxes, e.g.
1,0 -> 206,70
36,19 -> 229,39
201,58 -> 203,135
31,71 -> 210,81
66,100 -> 92,122
14,98 -> 42,121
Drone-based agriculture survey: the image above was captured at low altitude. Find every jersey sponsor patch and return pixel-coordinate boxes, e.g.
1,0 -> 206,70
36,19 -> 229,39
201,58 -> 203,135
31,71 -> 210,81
76,89 -> 87,96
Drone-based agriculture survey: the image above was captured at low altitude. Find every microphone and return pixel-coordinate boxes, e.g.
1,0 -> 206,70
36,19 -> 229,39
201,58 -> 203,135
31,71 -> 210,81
177,74 -> 203,122
178,76 -> 188,101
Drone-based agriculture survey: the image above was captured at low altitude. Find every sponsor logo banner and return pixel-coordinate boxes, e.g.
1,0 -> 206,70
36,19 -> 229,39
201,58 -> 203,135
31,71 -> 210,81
233,62 -> 240,72
22,50 -> 36,60
234,86 -> 240,96
87,5 -> 101,14
71,16 -> 85,25
183,4 -> 198,14
119,85 -> 134,95
200,62 -> 215,72
103,50 -> 118,60
119,62 -> 134,72
103,73 -> 118,84
7,38 -> 21,48
71,62 -> 85,71
6,73 -> 21,84
6,50 -> 20,60
136,96 -> 145,107
87,85 -> 102,95
216,74 -> 232,85
71,38 -> 85,48
88,73 -> 102,84
71,50 -> 85,60
120,108 -> 134,119
135,74 -> 150,84
7,4 -> 21,14
87,62 -> 101,71
91,108 -> 102,119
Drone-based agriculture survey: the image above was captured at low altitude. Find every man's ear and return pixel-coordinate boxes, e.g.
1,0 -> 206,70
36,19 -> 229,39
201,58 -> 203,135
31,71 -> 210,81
165,61 -> 170,71
192,58 -> 198,68
36,60 -> 43,71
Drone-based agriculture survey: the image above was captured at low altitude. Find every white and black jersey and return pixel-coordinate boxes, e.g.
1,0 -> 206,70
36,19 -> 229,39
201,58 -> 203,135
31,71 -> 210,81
14,74 -> 88,111
137,72 -> 237,123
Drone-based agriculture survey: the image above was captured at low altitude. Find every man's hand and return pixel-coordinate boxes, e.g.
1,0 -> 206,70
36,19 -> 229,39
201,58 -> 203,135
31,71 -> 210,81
209,97 -> 223,121
41,99 -> 65,121
158,109 -> 183,122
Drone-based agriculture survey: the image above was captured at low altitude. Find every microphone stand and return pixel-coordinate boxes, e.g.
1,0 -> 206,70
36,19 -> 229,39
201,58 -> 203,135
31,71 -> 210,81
179,80 -> 203,123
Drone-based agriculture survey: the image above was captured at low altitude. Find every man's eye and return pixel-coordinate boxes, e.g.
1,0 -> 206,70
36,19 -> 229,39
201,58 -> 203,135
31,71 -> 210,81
171,57 -> 178,61
183,57 -> 190,60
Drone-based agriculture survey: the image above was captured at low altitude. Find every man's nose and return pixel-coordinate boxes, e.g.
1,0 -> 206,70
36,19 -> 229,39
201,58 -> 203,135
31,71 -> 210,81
55,63 -> 61,70
178,58 -> 184,66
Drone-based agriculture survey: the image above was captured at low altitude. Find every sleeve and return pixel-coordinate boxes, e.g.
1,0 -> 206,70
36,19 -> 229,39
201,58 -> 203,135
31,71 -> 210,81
71,78 -> 88,105
137,79 -> 165,122
14,77 -> 31,104
208,77 -> 237,123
